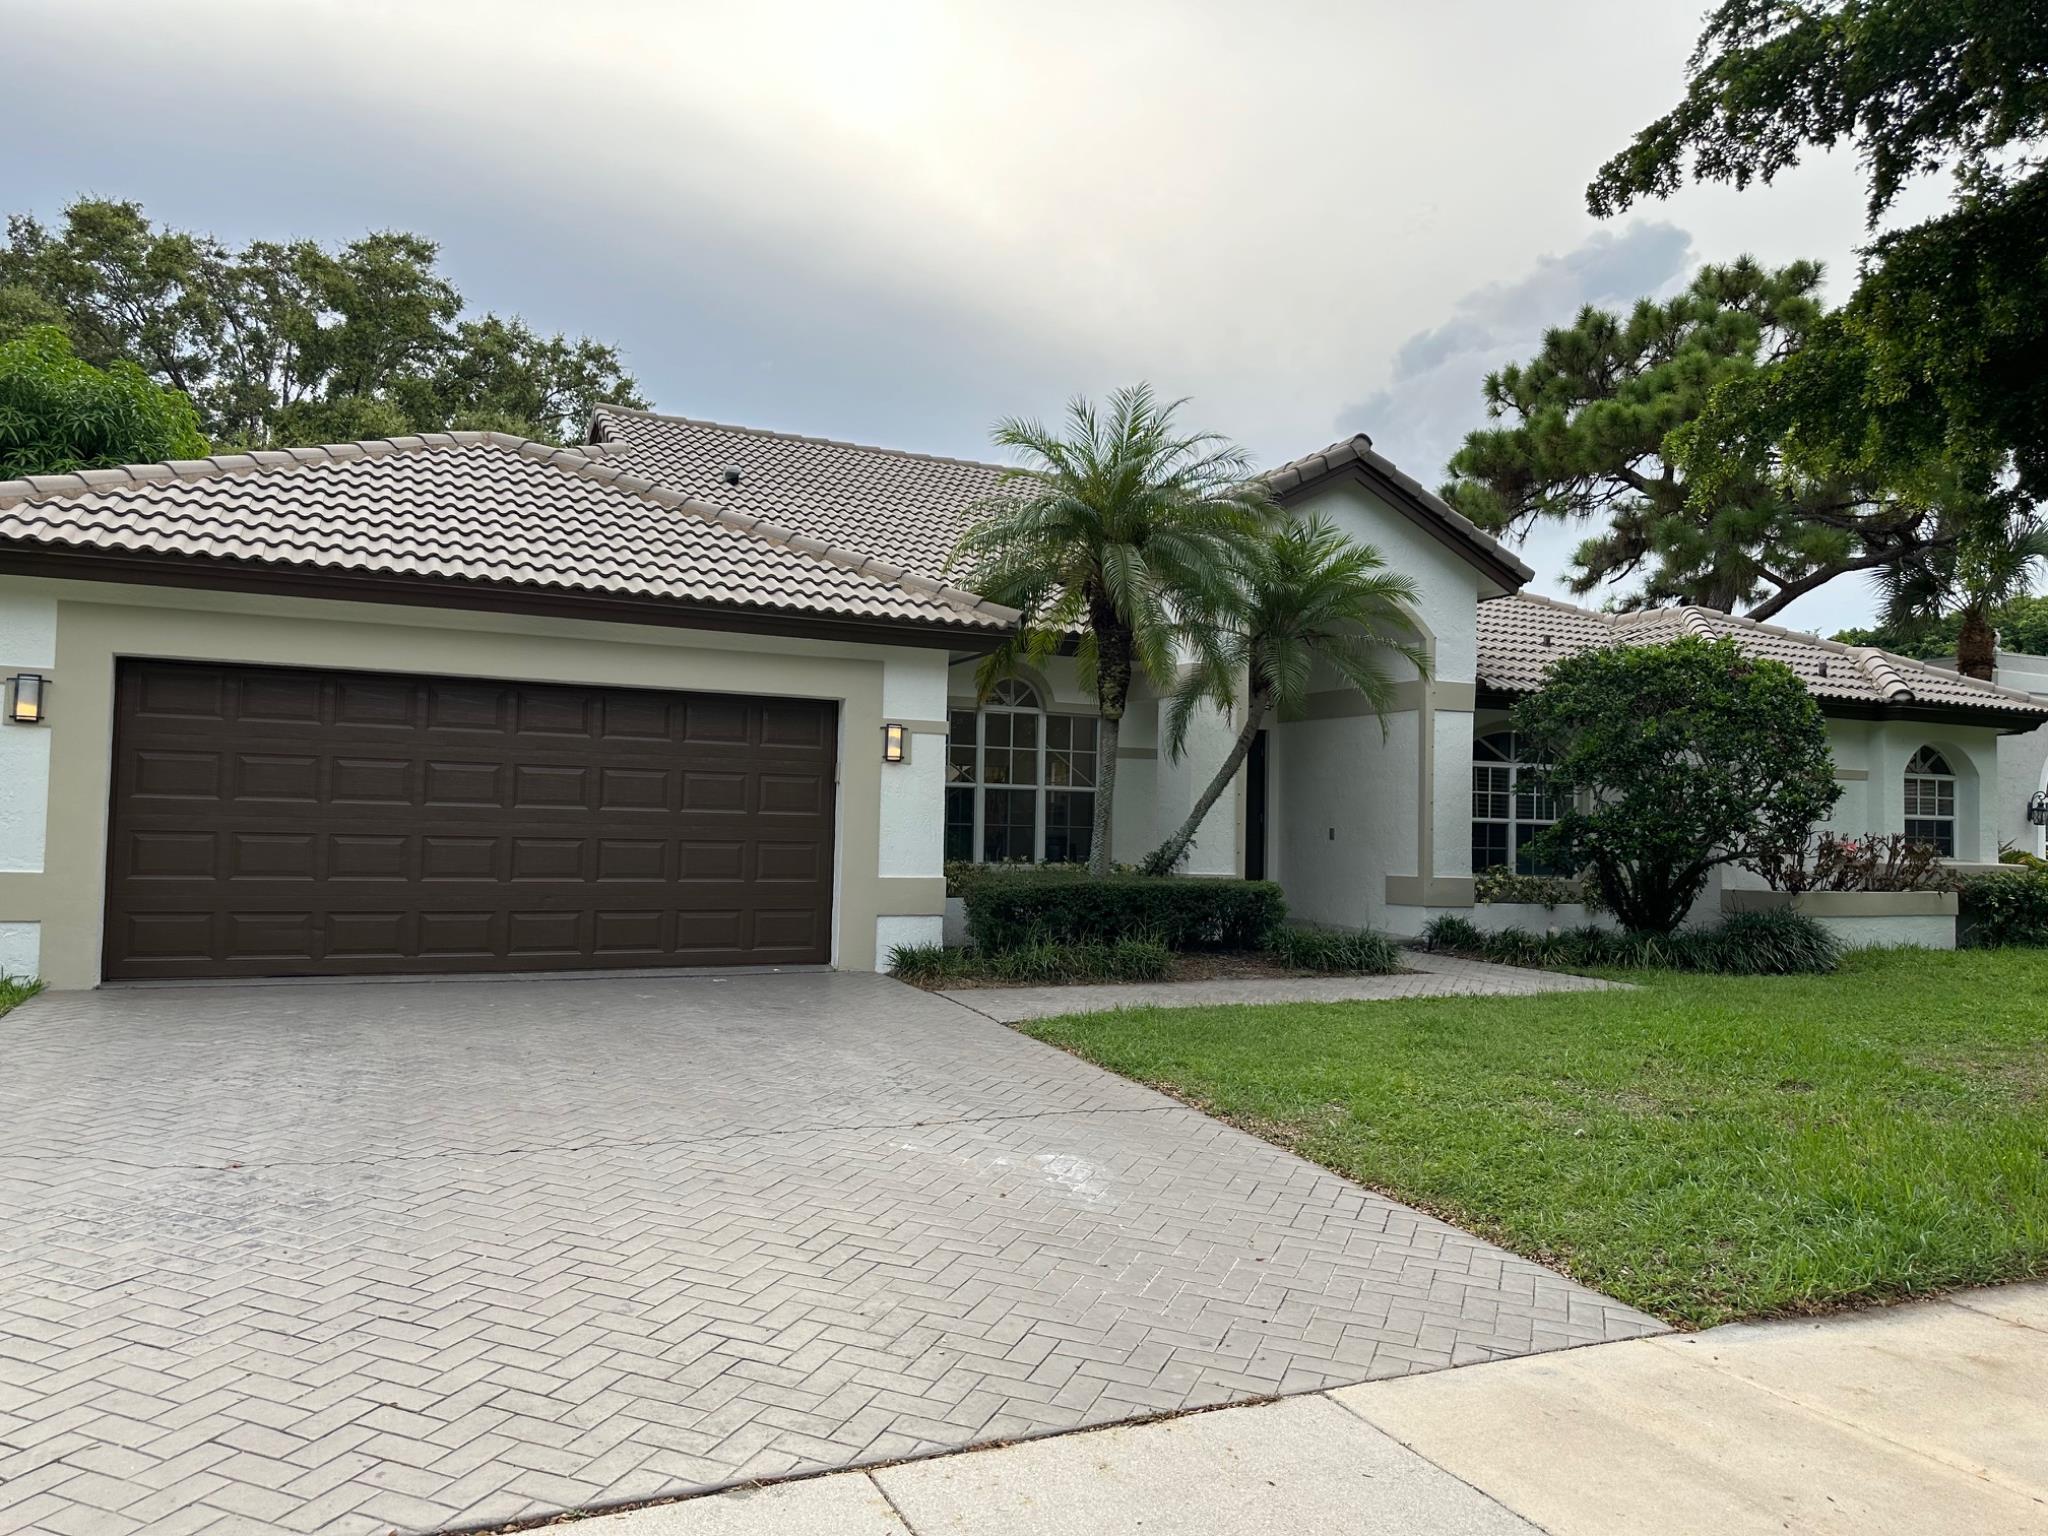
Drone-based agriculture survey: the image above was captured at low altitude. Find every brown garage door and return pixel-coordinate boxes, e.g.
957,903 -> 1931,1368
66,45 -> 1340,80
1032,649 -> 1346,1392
103,659 -> 837,980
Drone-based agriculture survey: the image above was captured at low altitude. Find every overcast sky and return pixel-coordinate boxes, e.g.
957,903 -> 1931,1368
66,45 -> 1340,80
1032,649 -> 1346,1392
11,0 -> 1966,632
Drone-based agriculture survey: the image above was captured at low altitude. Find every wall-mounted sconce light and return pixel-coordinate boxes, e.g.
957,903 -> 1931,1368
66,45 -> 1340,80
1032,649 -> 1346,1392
881,722 -> 906,764
2028,790 -> 2048,828
4,673 -> 46,725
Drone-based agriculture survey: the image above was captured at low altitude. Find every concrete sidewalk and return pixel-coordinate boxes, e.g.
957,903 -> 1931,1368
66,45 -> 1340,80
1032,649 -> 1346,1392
570,1283 -> 2048,1535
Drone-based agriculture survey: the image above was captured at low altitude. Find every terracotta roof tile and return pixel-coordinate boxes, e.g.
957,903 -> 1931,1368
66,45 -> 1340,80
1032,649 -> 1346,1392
0,432 -> 1018,635
1478,592 -> 2048,721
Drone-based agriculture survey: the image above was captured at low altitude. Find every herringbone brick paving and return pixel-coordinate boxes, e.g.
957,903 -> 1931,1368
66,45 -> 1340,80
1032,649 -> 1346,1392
0,973 -> 1662,1534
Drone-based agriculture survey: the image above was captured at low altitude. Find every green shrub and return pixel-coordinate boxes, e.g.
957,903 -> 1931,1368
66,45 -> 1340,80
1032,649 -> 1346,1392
1473,865 -> 1585,907
887,942 -> 967,985
1959,869 -> 2048,947
1703,909 -> 1843,974
1420,908 -> 1838,975
1266,926 -> 1403,975
1513,636 -> 1839,933
1421,914 -> 1486,953
983,937 -> 1174,984
964,873 -> 1286,953
890,936 -> 1173,986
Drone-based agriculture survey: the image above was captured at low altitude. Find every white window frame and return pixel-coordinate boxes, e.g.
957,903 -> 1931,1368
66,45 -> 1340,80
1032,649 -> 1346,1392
1903,746 -> 1958,857
946,681 -> 1100,864
1472,729 -> 1561,875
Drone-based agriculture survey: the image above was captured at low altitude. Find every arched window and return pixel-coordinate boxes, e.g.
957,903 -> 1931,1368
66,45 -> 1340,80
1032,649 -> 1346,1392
1903,746 -> 1957,856
945,680 -> 1100,864
1472,730 -> 1561,874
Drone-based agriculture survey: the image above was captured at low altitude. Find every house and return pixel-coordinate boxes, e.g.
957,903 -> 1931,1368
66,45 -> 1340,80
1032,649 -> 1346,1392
2,407 -> 2043,987
1929,650 -> 2048,860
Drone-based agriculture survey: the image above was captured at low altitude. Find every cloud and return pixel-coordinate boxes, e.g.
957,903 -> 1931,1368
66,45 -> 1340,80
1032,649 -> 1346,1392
1339,220 -> 1697,493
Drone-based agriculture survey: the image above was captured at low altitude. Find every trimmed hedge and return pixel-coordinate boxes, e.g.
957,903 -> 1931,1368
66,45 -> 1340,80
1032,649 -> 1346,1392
1265,926 -> 1403,975
1959,869 -> 2048,947
888,937 -> 1173,986
1422,908 -> 1840,975
963,873 -> 1286,953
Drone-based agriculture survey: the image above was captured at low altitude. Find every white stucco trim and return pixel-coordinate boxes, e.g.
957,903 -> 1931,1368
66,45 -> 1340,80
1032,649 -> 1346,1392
0,921 -> 38,981
875,914 -> 942,964
0,586 -> 57,876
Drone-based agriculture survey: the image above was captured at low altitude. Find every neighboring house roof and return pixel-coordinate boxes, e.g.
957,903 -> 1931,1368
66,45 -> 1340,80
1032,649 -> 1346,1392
1478,592 -> 2048,728
0,433 -> 1018,646
590,405 -> 1010,584
1264,434 -> 1534,593
592,407 -> 1535,599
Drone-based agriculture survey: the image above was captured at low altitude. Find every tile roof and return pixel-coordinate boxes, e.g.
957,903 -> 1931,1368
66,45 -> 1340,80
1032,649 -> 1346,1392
590,406 -> 1011,583
1478,592 -> 2048,723
591,408 -> 1538,595
1265,434 -> 1535,588
0,433 -> 1018,637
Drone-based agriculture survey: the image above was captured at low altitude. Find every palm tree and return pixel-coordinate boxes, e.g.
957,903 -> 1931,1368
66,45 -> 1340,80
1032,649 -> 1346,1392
1875,504 -> 2048,679
1141,516 -> 1428,875
951,386 -> 1277,876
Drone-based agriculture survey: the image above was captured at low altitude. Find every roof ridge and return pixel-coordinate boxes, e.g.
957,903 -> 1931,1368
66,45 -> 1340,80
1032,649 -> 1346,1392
0,431 -> 1020,630
0,433 -> 497,509
0,432 -> 654,510
591,403 -> 1019,476
1501,590 -> 1622,626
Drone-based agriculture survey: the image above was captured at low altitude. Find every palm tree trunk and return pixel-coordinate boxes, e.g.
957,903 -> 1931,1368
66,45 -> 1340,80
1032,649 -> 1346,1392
1957,603 -> 1998,680
1089,617 -> 1133,877
1145,690 -> 1270,876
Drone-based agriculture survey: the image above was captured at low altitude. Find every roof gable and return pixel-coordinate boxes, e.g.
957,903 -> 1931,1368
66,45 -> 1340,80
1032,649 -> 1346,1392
1264,434 -> 1534,594
0,432 -> 1017,641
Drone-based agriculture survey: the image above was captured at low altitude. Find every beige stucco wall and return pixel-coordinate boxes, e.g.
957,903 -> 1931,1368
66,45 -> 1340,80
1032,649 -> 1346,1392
0,574 -> 956,987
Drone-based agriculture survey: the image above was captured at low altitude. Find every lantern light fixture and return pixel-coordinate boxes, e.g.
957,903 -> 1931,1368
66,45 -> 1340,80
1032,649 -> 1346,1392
881,722 -> 906,764
4,672 -> 45,726
2027,790 -> 2048,828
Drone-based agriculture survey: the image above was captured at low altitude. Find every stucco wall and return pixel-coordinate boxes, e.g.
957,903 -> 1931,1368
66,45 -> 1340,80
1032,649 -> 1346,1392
1274,709 -> 1418,928
1259,476 -> 1489,931
0,575 -> 954,987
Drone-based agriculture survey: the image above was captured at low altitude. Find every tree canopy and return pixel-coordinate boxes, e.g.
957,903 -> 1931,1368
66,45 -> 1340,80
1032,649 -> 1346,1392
1586,0 -> 2048,529
0,198 -> 646,449
1515,636 -> 1840,934
0,325 -> 207,480
1440,260 -> 1943,618
1835,592 -> 2048,662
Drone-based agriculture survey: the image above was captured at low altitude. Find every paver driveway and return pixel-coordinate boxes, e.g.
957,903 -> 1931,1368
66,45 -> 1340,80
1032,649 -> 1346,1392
0,972 -> 1663,1534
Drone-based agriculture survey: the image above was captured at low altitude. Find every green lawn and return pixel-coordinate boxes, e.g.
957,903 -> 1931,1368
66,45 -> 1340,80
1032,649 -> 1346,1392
0,977 -> 40,1018
1023,949 -> 2048,1327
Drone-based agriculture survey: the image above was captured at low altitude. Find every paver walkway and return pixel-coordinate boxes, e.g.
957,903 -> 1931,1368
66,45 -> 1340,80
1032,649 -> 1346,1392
572,1281 -> 2048,1535
942,949 -> 1622,1022
0,972 -> 1658,1535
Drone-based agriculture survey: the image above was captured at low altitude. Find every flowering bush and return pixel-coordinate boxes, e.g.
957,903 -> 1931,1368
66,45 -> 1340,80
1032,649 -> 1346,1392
1474,865 -> 1581,907
1756,833 -> 1957,894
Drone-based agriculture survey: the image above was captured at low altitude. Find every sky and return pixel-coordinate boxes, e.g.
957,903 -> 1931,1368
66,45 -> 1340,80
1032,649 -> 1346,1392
7,0 -> 1969,633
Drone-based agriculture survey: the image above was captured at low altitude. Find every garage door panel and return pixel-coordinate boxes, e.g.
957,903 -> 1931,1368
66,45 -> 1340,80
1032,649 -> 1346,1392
104,660 -> 837,979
